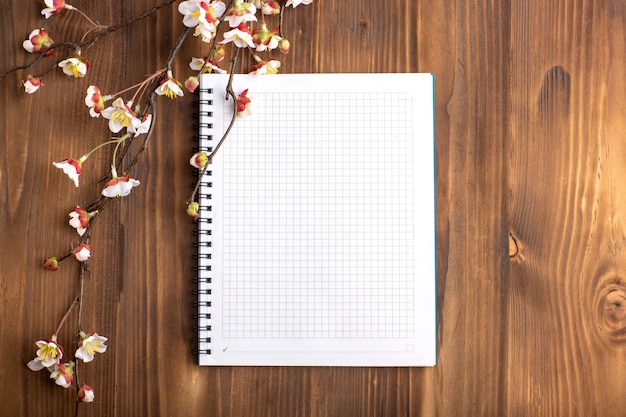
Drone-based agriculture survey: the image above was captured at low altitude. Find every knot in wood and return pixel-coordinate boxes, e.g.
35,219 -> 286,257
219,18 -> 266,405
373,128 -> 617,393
508,233 -> 519,258
603,290 -> 626,325
595,277 -> 626,345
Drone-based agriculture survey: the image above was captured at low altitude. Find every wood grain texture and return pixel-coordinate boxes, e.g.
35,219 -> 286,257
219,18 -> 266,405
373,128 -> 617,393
2,0 -> 626,416
508,2 -> 626,416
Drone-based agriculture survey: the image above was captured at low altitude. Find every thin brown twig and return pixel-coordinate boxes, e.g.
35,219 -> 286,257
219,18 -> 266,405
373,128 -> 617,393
279,0 -> 286,37
0,0 -> 177,81
53,295 -> 80,337
72,260 -> 87,415
79,0 -> 178,48
0,42 -> 80,81
187,49 -> 240,206
123,95 -> 158,176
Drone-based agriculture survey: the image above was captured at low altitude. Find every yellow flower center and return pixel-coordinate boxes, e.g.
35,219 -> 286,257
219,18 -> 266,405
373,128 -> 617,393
162,84 -> 178,99
39,344 -> 59,361
84,341 -> 102,355
111,109 -> 131,127
71,65 -> 80,77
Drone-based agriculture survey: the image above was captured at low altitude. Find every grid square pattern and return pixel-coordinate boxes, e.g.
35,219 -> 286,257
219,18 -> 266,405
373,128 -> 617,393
219,90 -> 416,340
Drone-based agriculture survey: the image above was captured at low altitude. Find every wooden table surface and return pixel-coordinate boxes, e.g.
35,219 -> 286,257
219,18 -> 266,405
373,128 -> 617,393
2,0 -> 626,416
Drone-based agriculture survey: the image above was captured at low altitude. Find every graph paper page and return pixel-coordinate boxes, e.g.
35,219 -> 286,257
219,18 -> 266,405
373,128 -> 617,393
197,73 -> 435,366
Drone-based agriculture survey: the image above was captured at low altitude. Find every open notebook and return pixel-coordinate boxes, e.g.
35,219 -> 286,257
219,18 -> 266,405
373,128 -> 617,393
194,73 -> 436,366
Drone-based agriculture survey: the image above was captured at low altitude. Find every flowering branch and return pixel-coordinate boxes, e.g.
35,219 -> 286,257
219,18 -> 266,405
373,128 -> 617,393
187,50 -> 240,210
7,0 -> 316,409
0,0 -> 179,82
81,0 -> 179,47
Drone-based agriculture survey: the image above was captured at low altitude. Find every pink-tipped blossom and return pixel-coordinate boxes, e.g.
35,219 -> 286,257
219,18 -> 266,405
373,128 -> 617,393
156,71 -> 184,99
41,0 -> 75,19
262,1 -> 281,15
189,56 -> 226,74
135,113 -> 152,136
85,86 -> 112,118
58,53 -> 89,78
69,207 -> 97,236
220,23 -> 255,49
23,28 -> 54,55
50,362 -> 74,388
285,0 -> 313,7
27,337 -> 63,371
178,0 -> 226,28
52,157 -> 85,187
101,98 -> 141,135
23,76 -> 44,94
223,0 -> 257,27
248,59 -> 281,75
102,175 -> 141,198
252,24 -> 282,52
236,89 -> 252,117
75,331 -> 108,363
73,243 -> 91,262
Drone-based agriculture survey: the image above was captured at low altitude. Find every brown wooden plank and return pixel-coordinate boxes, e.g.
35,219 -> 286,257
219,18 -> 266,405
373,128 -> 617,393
417,0 -> 512,415
509,1 -> 626,415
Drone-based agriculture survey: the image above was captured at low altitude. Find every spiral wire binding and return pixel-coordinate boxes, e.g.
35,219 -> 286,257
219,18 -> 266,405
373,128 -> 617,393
193,87 -> 214,358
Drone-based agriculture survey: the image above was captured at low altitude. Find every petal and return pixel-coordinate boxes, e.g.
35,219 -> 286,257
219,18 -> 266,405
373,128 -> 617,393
27,359 -> 45,371
101,184 -> 119,198
212,1 -> 226,17
177,1 -> 196,14
108,119 -> 125,133
23,40 -> 35,52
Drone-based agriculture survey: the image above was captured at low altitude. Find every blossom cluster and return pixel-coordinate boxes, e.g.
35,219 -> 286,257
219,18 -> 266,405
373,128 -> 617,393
21,0 -> 312,95
178,0 -> 297,82
29,0 -> 314,231
27,332 -> 107,402
29,0 -> 315,277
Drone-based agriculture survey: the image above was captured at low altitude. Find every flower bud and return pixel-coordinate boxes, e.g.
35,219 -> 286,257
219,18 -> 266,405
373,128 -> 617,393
73,243 -> 91,262
211,46 -> 226,62
184,76 -> 200,93
78,384 -> 95,402
189,151 -> 209,169
85,85 -> 108,118
279,38 -> 290,54
43,257 -> 59,271
262,1 -> 281,15
187,202 -> 200,220
236,89 -> 252,117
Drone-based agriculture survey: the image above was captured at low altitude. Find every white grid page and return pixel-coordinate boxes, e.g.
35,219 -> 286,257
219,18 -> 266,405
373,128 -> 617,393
220,89 -> 416,340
